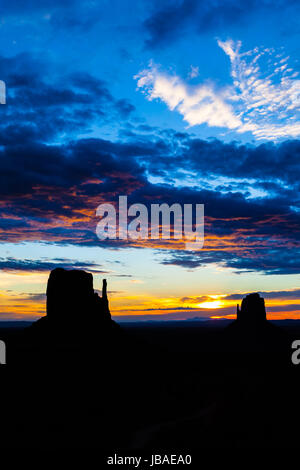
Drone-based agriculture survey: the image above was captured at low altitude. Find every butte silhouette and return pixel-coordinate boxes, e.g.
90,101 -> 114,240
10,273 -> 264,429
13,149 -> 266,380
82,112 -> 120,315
30,267 -> 118,337
225,292 -> 287,354
23,267 -> 125,370
236,292 -> 267,324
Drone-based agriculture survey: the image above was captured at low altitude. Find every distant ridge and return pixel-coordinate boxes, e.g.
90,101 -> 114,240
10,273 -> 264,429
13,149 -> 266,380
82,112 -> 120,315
0,321 -> 33,328
1,319 -> 300,327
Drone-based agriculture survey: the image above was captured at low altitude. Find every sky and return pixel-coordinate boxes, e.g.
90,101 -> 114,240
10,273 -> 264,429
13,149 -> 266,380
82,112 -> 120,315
0,0 -> 299,321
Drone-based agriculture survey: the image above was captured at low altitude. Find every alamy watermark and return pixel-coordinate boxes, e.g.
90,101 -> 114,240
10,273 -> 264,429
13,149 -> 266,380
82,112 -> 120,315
0,340 -> 6,364
0,81 -> 6,104
96,196 -> 204,250
291,340 -> 300,365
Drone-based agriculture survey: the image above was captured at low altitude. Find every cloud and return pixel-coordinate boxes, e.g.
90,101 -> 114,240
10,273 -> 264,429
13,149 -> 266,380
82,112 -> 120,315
0,258 -> 108,273
180,295 -> 212,303
135,40 -> 300,140
23,293 -> 47,302
140,137 -> 300,190
135,62 -> 241,130
0,129 -> 299,274
0,54 -> 135,144
144,0 -> 300,48
161,248 -> 300,275
226,288 -> 300,300
218,39 -> 300,139
0,53 -> 299,275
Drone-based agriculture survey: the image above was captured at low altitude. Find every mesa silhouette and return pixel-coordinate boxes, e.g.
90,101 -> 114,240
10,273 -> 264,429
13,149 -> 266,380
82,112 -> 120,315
30,267 -> 116,335
236,292 -> 266,323
16,267 -> 127,368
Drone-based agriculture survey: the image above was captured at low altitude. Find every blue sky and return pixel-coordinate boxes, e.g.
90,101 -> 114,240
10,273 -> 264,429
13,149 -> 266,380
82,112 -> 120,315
1,0 -> 299,141
0,0 -> 299,320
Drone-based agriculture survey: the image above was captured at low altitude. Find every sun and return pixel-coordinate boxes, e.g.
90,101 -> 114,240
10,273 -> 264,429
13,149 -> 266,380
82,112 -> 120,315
197,300 -> 222,309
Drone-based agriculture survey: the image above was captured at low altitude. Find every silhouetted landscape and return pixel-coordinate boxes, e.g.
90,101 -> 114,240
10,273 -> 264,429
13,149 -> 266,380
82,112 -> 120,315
0,0 -> 299,460
0,268 -> 300,450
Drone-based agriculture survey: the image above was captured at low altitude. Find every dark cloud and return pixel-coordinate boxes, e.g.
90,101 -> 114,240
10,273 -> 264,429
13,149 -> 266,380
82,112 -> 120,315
0,129 -> 299,273
144,0 -> 197,48
144,0 -> 300,47
23,293 -> 47,302
115,99 -> 136,118
161,248 -> 300,275
0,53 -> 299,275
0,258 -> 108,273
112,307 -> 235,322
141,136 -> 300,191
267,304 -> 300,312
180,295 -> 211,303
226,289 -> 300,300
0,54 -> 134,144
